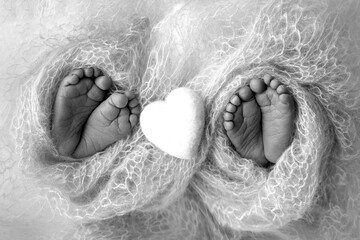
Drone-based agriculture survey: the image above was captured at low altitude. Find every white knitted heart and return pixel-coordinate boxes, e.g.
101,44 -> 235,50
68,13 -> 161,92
140,87 -> 205,160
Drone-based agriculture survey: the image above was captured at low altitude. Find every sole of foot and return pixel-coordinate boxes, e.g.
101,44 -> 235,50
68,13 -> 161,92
72,90 -> 140,158
52,67 -> 112,157
223,85 -> 268,166
250,74 -> 295,163
223,74 -> 295,166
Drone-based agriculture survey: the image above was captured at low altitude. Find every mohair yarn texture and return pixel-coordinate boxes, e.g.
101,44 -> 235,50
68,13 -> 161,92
3,0 -> 360,239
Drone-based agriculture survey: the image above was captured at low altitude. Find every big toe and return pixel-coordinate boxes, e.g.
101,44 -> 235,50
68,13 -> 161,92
87,75 -> 112,102
238,85 -> 254,101
249,78 -> 267,94
95,75 -> 112,91
96,93 -> 127,123
238,85 -> 258,119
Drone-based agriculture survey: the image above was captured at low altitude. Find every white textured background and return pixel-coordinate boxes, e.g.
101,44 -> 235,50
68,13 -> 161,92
1,0 -> 360,239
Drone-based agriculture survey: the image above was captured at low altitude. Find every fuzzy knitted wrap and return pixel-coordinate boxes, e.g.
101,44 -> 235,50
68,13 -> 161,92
3,0 -> 360,239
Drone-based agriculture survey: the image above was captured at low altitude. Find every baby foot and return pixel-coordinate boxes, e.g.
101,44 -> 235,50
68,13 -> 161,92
72,91 -> 140,158
223,85 -> 268,166
52,67 -> 112,157
250,74 -> 295,163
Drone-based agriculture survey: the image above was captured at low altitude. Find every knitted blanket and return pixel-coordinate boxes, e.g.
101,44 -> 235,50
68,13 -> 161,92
2,0 -> 360,239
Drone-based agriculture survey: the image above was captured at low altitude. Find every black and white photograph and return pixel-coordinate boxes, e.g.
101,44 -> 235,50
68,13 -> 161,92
0,0 -> 359,239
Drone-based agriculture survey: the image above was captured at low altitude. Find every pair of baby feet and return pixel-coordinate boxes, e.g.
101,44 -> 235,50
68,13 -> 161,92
51,67 -> 140,158
223,74 -> 295,166
51,68 -> 295,166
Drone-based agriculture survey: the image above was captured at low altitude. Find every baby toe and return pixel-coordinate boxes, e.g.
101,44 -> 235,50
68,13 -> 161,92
223,112 -> 233,121
63,74 -> 80,86
223,121 -> 234,131
70,69 -> 84,79
93,67 -> 101,77
263,74 -> 273,85
225,103 -> 237,113
229,94 -> 241,106
84,67 -> 94,78
129,114 -> 138,128
95,75 -> 112,91
131,105 -> 141,115
128,97 -> 139,108
238,86 -> 254,101
129,98 -> 140,128
119,106 -> 130,117
276,85 -> 288,95
269,79 -> 281,90
123,91 -> 136,100
279,93 -> 294,105
249,78 -> 267,93
111,93 -> 129,109
63,69 -> 84,85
